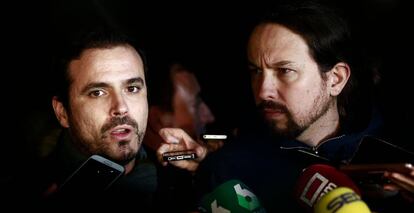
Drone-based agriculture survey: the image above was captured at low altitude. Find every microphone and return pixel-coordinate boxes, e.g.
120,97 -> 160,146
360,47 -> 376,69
294,164 -> 361,212
198,179 -> 266,213
314,187 -> 371,213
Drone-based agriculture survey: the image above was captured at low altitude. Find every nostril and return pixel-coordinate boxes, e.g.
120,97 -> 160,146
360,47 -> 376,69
112,110 -> 127,117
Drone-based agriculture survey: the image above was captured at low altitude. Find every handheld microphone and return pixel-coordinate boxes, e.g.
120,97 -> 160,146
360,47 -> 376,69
198,179 -> 266,213
294,164 -> 361,212
314,187 -> 371,213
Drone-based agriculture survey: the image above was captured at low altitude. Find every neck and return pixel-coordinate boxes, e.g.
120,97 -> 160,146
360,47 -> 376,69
124,158 -> 136,174
296,104 -> 340,147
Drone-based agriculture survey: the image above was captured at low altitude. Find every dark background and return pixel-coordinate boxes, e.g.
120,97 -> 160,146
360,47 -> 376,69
1,0 -> 414,177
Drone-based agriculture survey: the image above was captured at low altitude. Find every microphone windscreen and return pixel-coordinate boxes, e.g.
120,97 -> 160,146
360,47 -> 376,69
198,179 -> 266,213
294,164 -> 360,211
314,187 -> 370,213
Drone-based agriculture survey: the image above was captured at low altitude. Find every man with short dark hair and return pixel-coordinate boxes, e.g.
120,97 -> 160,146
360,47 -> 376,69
157,2 -> 414,212
26,29 -> 157,209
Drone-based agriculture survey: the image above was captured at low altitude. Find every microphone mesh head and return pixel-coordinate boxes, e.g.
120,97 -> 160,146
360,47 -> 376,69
314,187 -> 370,213
198,179 -> 266,213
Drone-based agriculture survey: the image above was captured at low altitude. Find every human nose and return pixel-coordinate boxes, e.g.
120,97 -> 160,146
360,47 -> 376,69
256,72 -> 278,101
199,102 -> 215,124
110,93 -> 128,117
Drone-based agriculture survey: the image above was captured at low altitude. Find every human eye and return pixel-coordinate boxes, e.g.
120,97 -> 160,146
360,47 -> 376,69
277,67 -> 298,78
278,68 -> 295,74
248,66 -> 262,75
277,67 -> 299,82
88,89 -> 106,98
126,86 -> 141,93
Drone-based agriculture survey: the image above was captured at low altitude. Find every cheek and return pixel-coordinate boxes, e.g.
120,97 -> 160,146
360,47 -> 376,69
174,107 -> 193,126
251,79 -> 261,102
130,101 -> 148,127
290,85 -> 326,116
70,106 -> 104,138
174,99 -> 194,120
285,88 -> 315,114
71,100 -> 105,124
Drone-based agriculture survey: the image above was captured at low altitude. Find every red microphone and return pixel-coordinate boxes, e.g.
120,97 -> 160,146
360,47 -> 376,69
294,164 -> 361,212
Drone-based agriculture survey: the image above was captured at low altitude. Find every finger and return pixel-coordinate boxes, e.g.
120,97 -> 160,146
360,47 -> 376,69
383,183 -> 400,191
159,128 -> 182,144
156,141 -> 191,165
387,172 -> 414,193
156,143 -> 176,165
159,128 -> 204,153
159,128 -> 196,146
169,159 -> 200,172
390,172 -> 414,189
157,142 -> 174,154
193,144 -> 208,162
158,128 -> 208,166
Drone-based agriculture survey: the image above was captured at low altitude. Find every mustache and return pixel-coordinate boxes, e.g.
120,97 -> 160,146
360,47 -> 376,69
101,116 -> 139,134
257,100 -> 288,113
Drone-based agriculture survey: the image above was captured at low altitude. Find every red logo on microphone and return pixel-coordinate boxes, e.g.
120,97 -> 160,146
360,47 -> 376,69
300,172 -> 337,207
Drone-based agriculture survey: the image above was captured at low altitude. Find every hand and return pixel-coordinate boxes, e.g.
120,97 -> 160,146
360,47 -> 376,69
205,139 -> 225,153
384,168 -> 414,202
156,128 -> 208,172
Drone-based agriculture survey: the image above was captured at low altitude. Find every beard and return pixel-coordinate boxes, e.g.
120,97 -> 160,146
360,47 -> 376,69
257,100 -> 302,138
70,116 -> 144,166
257,86 -> 332,139
105,138 -> 142,166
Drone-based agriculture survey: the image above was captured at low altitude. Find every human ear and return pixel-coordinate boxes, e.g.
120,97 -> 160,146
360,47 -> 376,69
328,62 -> 351,96
52,96 -> 70,128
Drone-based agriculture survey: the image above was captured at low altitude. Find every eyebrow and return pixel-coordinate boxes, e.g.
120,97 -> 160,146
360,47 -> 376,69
270,60 -> 295,67
126,77 -> 144,86
248,60 -> 295,68
81,82 -> 110,94
81,77 -> 145,94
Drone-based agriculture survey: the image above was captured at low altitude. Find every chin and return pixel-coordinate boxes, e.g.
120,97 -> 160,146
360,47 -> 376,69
112,151 -> 136,165
268,120 -> 286,131
269,121 -> 294,138
104,145 -> 136,164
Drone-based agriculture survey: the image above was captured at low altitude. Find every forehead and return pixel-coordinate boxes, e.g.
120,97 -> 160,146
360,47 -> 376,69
247,23 -> 310,62
68,45 -> 145,83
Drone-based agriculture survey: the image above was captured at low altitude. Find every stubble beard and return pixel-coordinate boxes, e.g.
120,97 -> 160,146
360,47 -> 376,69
107,128 -> 144,166
262,84 -> 332,139
70,116 -> 144,166
99,116 -> 144,165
